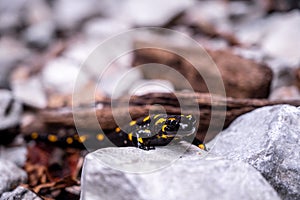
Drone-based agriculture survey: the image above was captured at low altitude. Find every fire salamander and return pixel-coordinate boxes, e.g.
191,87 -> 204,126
25,114 -> 206,151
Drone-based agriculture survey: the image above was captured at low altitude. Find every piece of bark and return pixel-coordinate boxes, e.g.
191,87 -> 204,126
133,40 -> 272,99
39,92 -> 300,142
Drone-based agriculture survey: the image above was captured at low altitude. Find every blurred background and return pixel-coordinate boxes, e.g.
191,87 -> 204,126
1,0 -> 300,109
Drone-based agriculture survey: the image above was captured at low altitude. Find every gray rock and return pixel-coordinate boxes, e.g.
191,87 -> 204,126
95,0 -> 194,26
0,0 -> 27,32
81,144 -> 280,200
42,58 -> 87,94
118,0 -> 195,26
266,59 -> 296,90
83,18 -> 132,39
261,11 -> 300,66
21,0 -> 53,47
0,90 -> 22,144
269,86 -> 300,101
0,37 -> 31,88
11,76 -> 47,109
1,186 -> 42,200
53,0 -> 100,30
0,90 -> 22,130
0,159 -> 27,194
23,20 -> 55,48
0,146 -> 27,167
210,105 -> 300,200
235,10 -> 300,66
128,79 -> 174,96
63,39 -> 101,64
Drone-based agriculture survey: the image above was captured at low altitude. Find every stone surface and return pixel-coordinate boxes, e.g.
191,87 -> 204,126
91,0 -> 194,27
267,59 -> 296,90
236,10 -> 300,66
23,20 -> 55,48
117,0 -> 194,26
83,18 -> 132,39
42,58 -> 87,94
184,0 -> 231,32
22,0 -> 54,48
0,90 -> 22,130
81,144 -> 280,200
0,37 -> 30,88
210,105 -> 300,200
261,11 -> 300,66
53,0 -> 100,30
129,79 -> 174,96
0,186 -> 42,200
11,75 -> 47,109
269,86 -> 300,101
0,0 -> 27,32
0,159 -> 27,194
0,146 -> 27,167
0,90 -> 23,144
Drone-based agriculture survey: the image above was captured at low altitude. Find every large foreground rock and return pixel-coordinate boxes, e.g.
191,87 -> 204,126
210,105 -> 300,200
81,144 -> 279,200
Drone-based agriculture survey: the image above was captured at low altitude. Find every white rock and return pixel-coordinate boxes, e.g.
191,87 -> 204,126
42,58 -> 88,94
118,0 -> 195,26
269,86 -> 300,101
1,186 -> 42,200
129,79 -> 174,96
53,0 -> 100,29
0,0 -> 27,31
236,10 -> 300,66
12,76 -> 47,109
83,18 -> 132,39
0,90 -> 22,130
23,20 -> 55,48
184,0 -> 231,32
262,11 -> 300,66
0,159 -> 27,194
0,146 -> 27,167
210,105 -> 300,199
81,144 -> 280,200
0,37 -> 30,87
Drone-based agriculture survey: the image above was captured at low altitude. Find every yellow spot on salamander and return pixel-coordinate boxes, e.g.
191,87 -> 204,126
129,120 -> 136,126
155,118 -> 166,125
48,134 -> 58,142
128,133 -> 133,141
168,117 -> 176,121
79,135 -> 87,143
115,127 -> 121,133
198,144 -> 205,150
31,132 -> 38,139
153,114 -> 160,119
138,137 -> 143,143
161,134 -> 168,139
143,115 -> 150,122
66,137 -> 73,144
162,125 -> 167,132
97,133 -> 104,141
